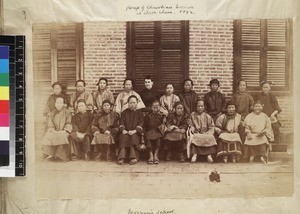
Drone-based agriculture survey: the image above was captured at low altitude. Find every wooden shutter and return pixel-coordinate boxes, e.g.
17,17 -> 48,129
233,19 -> 292,94
51,23 -> 83,90
127,21 -> 189,92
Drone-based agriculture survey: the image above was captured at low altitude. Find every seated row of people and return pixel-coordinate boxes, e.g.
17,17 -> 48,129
41,94 -> 274,165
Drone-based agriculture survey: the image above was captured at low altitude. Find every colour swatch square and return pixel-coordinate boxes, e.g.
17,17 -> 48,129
0,46 -> 9,59
0,100 -> 9,113
0,59 -> 9,73
0,127 -> 9,140
0,73 -> 9,86
0,86 -> 9,100
0,141 -> 9,155
0,114 -> 9,127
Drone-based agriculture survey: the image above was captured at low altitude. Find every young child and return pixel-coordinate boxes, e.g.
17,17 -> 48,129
41,96 -> 72,162
68,99 -> 94,161
70,80 -> 94,113
215,101 -> 243,163
144,100 -> 166,164
243,100 -> 274,163
164,101 -> 189,163
204,79 -> 226,122
256,81 -> 282,144
118,95 -> 144,165
160,83 -> 180,116
188,100 -> 217,164
91,100 -> 119,161
93,77 -> 115,114
115,78 -> 145,114
139,75 -> 161,112
179,78 -> 199,115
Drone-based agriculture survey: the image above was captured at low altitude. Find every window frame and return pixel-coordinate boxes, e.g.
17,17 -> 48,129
233,19 -> 293,96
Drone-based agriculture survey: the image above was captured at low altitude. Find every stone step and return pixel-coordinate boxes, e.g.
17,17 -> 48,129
270,143 -> 288,152
268,152 -> 292,161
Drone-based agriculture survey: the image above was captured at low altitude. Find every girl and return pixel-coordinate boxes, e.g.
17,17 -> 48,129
118,95 -> 144,165
244,100 -> 274,164
93,77 -> 115,113
231,80 -> 254,120
179,78 -> 199,115
215,101 -> 243,163
188,100 -> 217,164
231,79 -> 254,143
70,80 -> 94,113
160,83 -> 180,116
204,79 -> 226,122
115,78 -> 145,114
144,100 -> 166,164
256,81 -> 282,144
91,100 -> 119,161
164,101 -> 189,163
41,96 -> 72,162
68,99 -> 94,161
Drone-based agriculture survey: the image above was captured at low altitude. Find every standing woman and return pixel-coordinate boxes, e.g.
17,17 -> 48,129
93,77 -> 115,114
164,101 -> 189,163
91,100 -> 119,161
215,101 -> 243,163
159,83 -> 180,116
188,100 -> 217,164
179,78 -> 199,115
41,96 -> 72,162
118,95 -> 144,165
70,80 -> 94,113
115,78 -> 145,114
243,100 -> 274,163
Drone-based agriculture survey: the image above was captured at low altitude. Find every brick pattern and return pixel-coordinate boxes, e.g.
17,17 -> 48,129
83,20 -> 293,135
83,22 -> 127,95
189,20 -> 234,99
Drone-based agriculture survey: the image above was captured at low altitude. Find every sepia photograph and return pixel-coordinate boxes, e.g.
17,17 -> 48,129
33,19 -> 294,199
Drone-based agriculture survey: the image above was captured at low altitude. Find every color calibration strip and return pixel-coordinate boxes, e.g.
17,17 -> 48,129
0,46 -> 10,166
0,35 -> 26,176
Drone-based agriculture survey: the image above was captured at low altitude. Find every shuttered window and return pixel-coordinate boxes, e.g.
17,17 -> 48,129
126,21 -> 189,92
233,19 -> 292,94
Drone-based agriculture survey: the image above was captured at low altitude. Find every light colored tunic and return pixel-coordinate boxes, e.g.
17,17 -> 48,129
93,88 -> 115,112
70,91 -> 94,112
215,113 -> 242,143
114,90 -> 145,114
159,94 -> 180,116
41,108 -> 72,146
244,112 -> 274,146
189,112 -> 217,147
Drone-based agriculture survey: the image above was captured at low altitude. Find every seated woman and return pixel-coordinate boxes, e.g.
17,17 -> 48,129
164,101 -> 189,163
68,99 -> 94,161
93,77 -> 115,114
144,100 -> 166,164
115,78 -> 145,114
118,95 -> 144,165
188,100 -> 217,164
41,96 -> 72,162
215,101 -> 243,163
243,100 -> 274,164
91,100 -> 119,161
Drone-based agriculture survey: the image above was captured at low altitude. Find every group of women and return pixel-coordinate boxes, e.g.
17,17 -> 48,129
41,75 -> 281,165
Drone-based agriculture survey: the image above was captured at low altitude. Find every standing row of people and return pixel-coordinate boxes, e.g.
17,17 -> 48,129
41,75 -> 281,164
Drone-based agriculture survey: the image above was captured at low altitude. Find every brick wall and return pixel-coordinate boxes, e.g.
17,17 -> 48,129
83,20 -> 293,136
189,20 -> 234,99
83,22 -> 127,95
